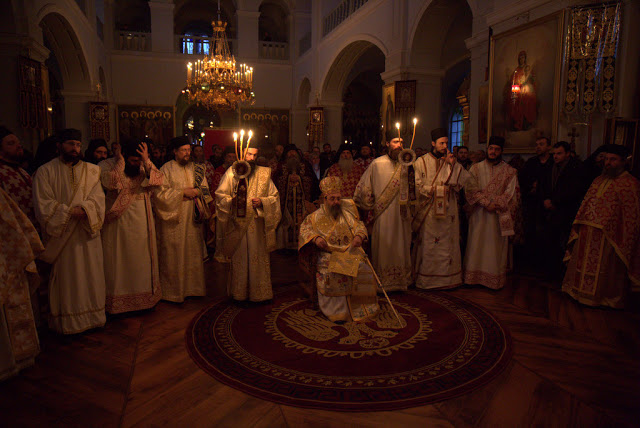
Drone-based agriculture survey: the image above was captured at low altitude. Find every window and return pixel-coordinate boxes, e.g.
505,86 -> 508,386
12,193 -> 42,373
182,34 -> 210,55
449,107 -> 464,150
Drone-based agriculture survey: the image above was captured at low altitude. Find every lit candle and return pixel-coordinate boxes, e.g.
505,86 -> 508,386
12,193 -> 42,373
239,129 -> 245,160
410,117 -> 418,150
187,62 -> 192,82
244,131 -> 253,159
395,122 -> 401,140
233,132 -> 239,160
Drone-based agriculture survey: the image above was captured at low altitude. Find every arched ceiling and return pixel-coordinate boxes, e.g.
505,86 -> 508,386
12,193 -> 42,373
40,12 -> 90,92
409,0 -> 472,71
322,41 -> 385,103
297,77 -> 311,106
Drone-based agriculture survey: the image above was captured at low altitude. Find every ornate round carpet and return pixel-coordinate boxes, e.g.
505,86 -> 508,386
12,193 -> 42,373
185,287 -> 512,411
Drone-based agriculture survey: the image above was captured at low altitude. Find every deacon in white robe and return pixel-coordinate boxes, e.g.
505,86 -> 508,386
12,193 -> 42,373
100,140 -> 164,313
464,137 -> 520,289
412,128 -> 477,290
155,137 -> 213,302
215,147 -> 281,302
32,129 -> 106,334
353,134 -> 413,291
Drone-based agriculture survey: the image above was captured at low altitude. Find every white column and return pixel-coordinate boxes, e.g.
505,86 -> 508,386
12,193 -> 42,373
381,68 -> 443,147
466,31 -> 489,150
59,90 -> 95,150
237,10 -> 259,60
322,102 -> 343,149
103,0 -> 115,51
293,11 -> 311,61
291,107 -> 308,149
310,0 -> 322,98
149,0 -> 175,53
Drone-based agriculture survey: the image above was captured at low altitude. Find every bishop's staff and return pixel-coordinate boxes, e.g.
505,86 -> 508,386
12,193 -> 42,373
340,221 -> 404,328
358,249 -> 404,328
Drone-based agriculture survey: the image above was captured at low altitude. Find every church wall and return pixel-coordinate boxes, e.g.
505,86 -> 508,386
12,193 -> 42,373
5,0 -> 638,159
466,0 -> 639,159
110,54 -> 187,106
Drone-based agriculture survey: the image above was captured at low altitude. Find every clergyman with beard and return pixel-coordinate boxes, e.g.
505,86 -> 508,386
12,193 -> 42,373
99,138 -> 164,313
85,138 -> 108,164
562,144 -> 640,308
299,176 -> 379,322
412,127 -> 478,290
32,128 -> 106,334
154,136 -> 213,302
273,144 -> 319,250
324,143 -> 366,198
463,136 -> 520,289
215,145 -> 281,302
0,126 -> 38,225
355,144 -> 374,169
353,130 -> 414,291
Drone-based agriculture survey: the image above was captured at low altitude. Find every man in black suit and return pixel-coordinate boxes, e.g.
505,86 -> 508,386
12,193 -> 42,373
540,141 -> 586,280
519,137 -> 554,268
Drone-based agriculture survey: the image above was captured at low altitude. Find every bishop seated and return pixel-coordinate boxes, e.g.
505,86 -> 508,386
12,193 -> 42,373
299,176 -> 379,323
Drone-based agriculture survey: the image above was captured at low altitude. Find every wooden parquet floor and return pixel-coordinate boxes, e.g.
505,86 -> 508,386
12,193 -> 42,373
2,252 -> 639,427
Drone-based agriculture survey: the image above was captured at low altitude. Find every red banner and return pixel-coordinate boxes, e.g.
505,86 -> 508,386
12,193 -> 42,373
204,129 -> 235,159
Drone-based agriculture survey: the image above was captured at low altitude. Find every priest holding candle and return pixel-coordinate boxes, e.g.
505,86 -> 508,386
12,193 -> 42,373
353,123 -> 416,291
215,131 -> 281,302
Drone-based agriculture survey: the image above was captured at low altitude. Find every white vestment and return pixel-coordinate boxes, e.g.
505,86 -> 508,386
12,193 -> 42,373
33,158 -> 106,334
100,157 -> 163,313
298,200 -> 378,322
463,160 -> 518,289
155,160 -> 212,302
353,156 -> 412,291
412,153 -> 477,289
215,165 -> 281,302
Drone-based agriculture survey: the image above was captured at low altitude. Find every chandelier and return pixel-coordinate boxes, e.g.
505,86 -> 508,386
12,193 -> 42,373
184,0 -> 255,110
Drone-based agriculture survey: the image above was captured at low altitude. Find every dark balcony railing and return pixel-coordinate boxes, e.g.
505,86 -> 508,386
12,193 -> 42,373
115,31 -> 150,51
322,0 -> 369,37
259,41 -> 289,60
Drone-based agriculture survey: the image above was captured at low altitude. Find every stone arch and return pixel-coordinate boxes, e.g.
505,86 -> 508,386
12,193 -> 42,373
39,12 -> 91,92
320,38 -> 387,103
408,0 -> 473,71
297,77 -> 311,107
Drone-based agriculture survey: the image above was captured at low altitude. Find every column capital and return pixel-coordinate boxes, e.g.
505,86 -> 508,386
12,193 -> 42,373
236,10 -> 261,19
59,89 -> 96,100
22,37 -> 50,63
318,101 -> 343,109
465,31 -> 490,51
381,67 -> 444,84
148,1 -> 175,12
